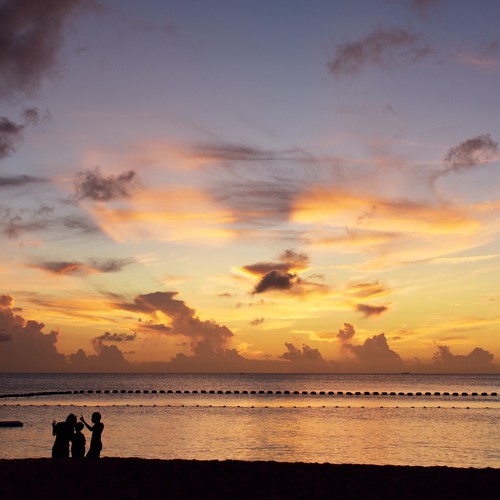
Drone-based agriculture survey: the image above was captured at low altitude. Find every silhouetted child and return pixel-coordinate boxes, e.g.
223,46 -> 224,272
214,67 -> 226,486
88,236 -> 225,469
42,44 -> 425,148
80,412 -> 104,458
71,422 -> 86,458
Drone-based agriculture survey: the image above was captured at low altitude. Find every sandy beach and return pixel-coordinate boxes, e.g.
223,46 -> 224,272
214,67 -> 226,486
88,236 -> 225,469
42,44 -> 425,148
0,458 -> 498,499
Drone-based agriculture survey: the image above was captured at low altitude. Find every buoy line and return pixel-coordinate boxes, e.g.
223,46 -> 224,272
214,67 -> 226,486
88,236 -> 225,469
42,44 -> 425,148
0,389 -> 497,399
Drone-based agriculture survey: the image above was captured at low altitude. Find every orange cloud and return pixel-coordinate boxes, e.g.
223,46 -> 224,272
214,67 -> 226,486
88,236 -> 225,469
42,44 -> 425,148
82,187 -> 235,243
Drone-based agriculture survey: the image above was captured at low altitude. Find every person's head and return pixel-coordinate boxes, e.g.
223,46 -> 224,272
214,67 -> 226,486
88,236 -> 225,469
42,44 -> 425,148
66,413 -> 77,426
75,422 -> 84,432
91,412 -> 101,423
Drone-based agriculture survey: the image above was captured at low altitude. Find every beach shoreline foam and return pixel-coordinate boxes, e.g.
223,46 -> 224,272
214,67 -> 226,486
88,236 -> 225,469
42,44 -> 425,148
0,458 -> 499,499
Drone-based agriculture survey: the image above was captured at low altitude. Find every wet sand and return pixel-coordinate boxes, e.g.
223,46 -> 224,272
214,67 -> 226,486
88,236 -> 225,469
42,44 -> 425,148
0,458 -> 498,499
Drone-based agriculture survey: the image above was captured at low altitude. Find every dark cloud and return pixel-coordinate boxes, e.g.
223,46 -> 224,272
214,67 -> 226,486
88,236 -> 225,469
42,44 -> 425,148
0,115 -> 23,158
94,331 -> 137,342
0,0 -> 91,99
432,344 -> 495,372
336,322 -> 355,342
0,174 -> 47,188
328,27 -> 432,77
89,258 -> 134,273
444,134 -> 499,172
115,291 -> 234,353
249,318 -> 264,326
355,303 -> 389,317
74,167 -> 140,202
30,258 -> 133,276
1,211 -> 48,238
252,270 -> 298,295
0,108 -> 46,158
243,250 -> 310,295
0,332 -> 12,341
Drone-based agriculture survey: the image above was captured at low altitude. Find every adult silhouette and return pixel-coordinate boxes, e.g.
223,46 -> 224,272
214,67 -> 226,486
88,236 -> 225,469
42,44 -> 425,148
52,413 -> 77,458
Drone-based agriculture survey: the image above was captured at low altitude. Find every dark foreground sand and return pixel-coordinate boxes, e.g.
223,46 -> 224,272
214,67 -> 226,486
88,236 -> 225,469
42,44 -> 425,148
1,458 -> 498,499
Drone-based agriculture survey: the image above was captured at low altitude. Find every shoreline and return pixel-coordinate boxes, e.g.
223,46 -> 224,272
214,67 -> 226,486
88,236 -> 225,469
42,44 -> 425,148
1,458 -> 499,499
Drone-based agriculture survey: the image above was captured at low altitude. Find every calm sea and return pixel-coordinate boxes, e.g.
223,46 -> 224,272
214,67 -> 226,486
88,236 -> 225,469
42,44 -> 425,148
1,373 -> 498,468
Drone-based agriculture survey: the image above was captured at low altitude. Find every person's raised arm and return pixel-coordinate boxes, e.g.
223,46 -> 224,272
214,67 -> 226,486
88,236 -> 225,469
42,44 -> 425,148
80,415 -> 93,431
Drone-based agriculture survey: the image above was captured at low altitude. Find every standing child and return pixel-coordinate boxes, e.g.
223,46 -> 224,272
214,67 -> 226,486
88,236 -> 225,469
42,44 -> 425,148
80,412 -> 104,458
71,422 -> 86,458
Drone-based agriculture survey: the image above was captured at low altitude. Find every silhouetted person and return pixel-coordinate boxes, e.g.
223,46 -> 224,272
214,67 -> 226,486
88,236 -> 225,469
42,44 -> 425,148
71,421 -> 86,458
80,412 -> 104,458
52,413 -> 77,458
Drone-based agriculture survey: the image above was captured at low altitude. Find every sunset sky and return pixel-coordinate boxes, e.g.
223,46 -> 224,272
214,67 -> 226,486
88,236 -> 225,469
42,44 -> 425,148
1,0 -> 499,373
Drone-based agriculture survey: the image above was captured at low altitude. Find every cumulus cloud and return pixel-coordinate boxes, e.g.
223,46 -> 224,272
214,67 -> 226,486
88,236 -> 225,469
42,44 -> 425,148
337,323 -> 405,371
0,0 -> 91,99
0,293 -> 131,372
355,303 -> 390,317
344,333 -> 405,371
280,342 -> 323,361
74,167 -> 140,201
67,340 -> 129,372
115,291 -> 234,354
444,134 -> 499,172
432,344 -> 496,372
336,322 -> 355,342
0,294 -> 66,371
328,27 -> 432,77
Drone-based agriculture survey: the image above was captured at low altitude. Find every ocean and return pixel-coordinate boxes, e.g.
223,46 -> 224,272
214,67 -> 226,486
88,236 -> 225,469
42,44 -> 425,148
1,373 -> 498,468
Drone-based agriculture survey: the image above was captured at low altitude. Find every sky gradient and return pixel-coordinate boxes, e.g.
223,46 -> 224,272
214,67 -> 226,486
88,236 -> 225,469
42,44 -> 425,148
1,0 -> 499,373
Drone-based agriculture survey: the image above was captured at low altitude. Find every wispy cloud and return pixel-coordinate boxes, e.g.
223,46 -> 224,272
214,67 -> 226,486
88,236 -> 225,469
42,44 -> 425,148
328,27 -> 432,77
444,134 -> 499,172
29,258 -> 133,276
0,174 -> 47,188
409,0 -> 446,18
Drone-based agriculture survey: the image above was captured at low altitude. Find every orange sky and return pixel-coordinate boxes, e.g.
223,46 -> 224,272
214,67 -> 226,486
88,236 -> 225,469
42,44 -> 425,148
1,0 -> 499,372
